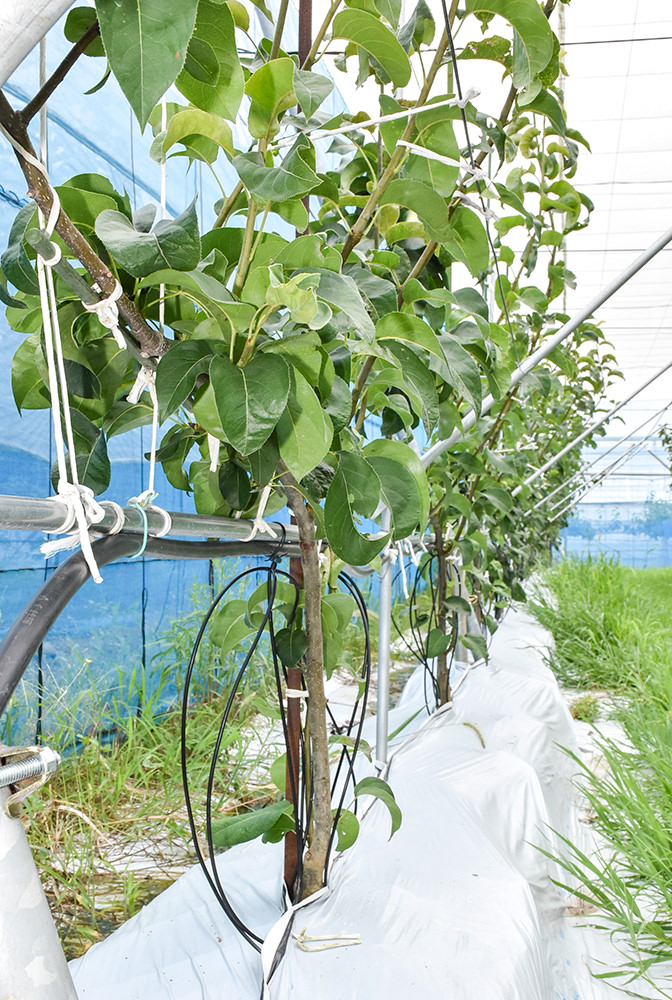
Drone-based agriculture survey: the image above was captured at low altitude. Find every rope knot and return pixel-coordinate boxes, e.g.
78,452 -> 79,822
84,280 -> 125,348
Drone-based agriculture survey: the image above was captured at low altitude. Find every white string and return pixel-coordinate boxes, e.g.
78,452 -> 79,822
208,434 -> 220,473
159,97 -> 167,334
242,485 -> 277,541
276,88 -> 481,148
83,280 -> 126,348
396,541 -> 409,600
127,366 -> 159,498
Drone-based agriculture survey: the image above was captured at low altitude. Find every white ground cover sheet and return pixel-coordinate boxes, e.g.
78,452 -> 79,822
70,608 -> 624,1000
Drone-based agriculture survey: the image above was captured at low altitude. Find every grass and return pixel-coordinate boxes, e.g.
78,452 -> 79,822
531,556 -> 672,994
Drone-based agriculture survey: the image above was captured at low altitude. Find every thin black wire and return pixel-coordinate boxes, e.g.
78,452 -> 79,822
181,562 -> 298,951
439,0 -> 519,363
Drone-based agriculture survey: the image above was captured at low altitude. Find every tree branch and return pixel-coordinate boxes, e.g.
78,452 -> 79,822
0,91 -> 168,358
20,21 -> 102,125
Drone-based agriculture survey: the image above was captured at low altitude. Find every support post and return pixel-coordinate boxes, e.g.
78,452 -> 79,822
0,784 -> 77,999
376,511 -> 392,770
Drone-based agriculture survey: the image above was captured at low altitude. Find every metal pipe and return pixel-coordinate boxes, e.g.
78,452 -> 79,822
549,435 -> 650,515
512,357 -> 672,496
648,446 -> 670,472
375,512 -> 392,771
421,222 -> 672,469
551,436 -> 653,522
0,782 -> 78,999
0,494 -> 300,543
531,402 -> 672,512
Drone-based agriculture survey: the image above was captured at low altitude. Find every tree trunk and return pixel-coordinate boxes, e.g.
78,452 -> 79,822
281,473 -> 331,899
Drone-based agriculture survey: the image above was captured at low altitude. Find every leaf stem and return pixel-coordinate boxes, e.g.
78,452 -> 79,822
214,180 -> 244,229
232,200 -> 259,298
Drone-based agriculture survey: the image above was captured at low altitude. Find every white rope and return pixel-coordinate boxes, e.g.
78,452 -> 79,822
159,97 -> 167,334
242,485 -> 277,541
277,88 -> 480,148
83,280 -> 125,348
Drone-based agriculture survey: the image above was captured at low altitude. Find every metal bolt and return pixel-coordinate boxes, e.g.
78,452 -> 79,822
0,747 -> 61,788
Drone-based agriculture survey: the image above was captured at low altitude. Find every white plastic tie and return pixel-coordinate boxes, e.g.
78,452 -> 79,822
261,886 -> 330,997
461,162 -> 490,184
208,434 -> 220,473
84,280 -> 125,349
99,500 -> 125,535
242,485 -> 277,541
293,930 -> 361,952
127,365 -> 156,406
40,241 -> 62,267
146,504 -> 172,538
456,87 -> 479,108
286,688 -> 308,700
457,193 -> 499,222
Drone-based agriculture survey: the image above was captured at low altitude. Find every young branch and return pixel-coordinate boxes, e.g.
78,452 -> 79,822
341,30 -> 450,261
0,92 -> 168,358
20,21 -> 101,124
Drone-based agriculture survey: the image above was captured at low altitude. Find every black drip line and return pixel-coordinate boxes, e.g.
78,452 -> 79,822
180,551 -> 371,952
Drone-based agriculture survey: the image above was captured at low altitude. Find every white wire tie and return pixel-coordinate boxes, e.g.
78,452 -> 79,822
242,485 -> 277,541
208,434 -> 220,473
40,241 -> 62,267
286,689 -> 308,700
99,500 -> 125,535
127,365 -> 156,405
84,280 -> 125,349
145,504 -> 172,538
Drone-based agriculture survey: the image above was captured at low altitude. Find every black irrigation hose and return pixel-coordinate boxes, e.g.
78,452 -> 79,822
0,532 -> 298,717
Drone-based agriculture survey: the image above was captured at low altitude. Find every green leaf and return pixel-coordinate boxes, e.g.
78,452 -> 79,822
176,0 -> 243,121
379,178 -> 451,244
155,339 -> 218,419
207,353 -> 290,456
354,776 -> 402,838
275,627 -> 308,670
276,368 -> 333,481
95,0 -> 199,128
363,437 -> 429,534
275,235 -> 341,273
2,204 -> 38,294
210,598 -> 255,654
315,270 -> 375,342
520,88 -> 566,136
234,136 -> 321,204
333,808 -> 360,851
245,57 -> 296,139
161,108 -> 234,161
63,359 -> 101,399
439,336 -> 483,414
444,596 -> 472,614
332,10 -> 411,87
376,311 -> 444,361
64,7 -> 106,57
65,410 -> 111,495
465,0 -> 553,90
385,342 -> 439,436
444,206 -> 489,276
211,800 -> 293,847
270,753 -> 286,794
427,627 -> 451,657
294,68 -> 334,120
460,632 -> 488,661
12,336 -> 49,411
56,185 -> 119,236
398,0 -> 435,51
95,199 -> 201,277
265,268 -> 320,326
103,399 -> 154,437
324,452 -> 388,566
